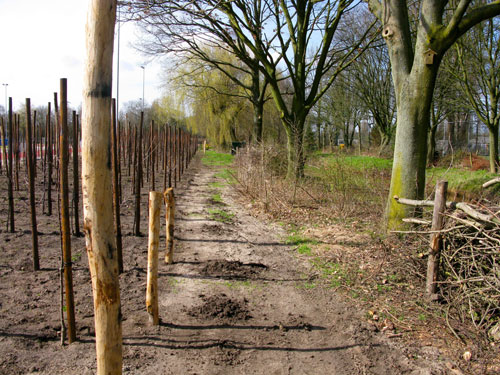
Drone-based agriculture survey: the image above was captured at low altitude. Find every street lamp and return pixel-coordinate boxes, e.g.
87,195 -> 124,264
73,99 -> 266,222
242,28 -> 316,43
140,65 -> 145,111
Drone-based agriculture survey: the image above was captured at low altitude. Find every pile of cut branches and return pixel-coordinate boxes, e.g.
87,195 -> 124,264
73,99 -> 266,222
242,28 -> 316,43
395,193 -> 500,339
439,205 -> 500,337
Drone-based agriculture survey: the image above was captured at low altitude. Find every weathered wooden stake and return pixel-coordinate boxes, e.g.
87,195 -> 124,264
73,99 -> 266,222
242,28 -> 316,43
25,99 -> 39,271
59,78 -> 77,343
111,99 -> 123,273
163,125 -> 168,190
47,102 -> 53,216
82,1 -> 122,373
151,121 -> 155,191
131,124 -> 137,193
168,126 -> 172,188
33,111 -> 37,179
146,191 -> 162,325
72,110 -> 81,236
426,180 -> 448,298
164,187 -> 175,264
14,113 -> 20,191
0,120 -> 7,177
134,112 -> 144,236
7,98 -> 14,231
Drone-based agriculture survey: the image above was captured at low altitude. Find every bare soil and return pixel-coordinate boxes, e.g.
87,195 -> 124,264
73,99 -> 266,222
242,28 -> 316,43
0,155 -> 451,374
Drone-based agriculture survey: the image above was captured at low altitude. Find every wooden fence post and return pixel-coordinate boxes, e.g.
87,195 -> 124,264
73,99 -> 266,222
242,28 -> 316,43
25,99 -> 39,271
164,188 -> 175,264
82,0 -> 122,373
426,180 -> 448,298
59,78 -> 77,343
146,191 -> 162,325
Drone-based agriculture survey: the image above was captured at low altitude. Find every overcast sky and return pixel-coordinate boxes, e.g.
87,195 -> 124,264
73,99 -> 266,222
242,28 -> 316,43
0,0 -> 163,113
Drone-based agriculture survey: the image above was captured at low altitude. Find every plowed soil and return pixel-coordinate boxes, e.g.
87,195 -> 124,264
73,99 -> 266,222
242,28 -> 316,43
0,154 -> 449,374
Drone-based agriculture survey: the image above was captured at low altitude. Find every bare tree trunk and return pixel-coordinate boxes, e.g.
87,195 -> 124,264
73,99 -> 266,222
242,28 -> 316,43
82,1 -> 122,373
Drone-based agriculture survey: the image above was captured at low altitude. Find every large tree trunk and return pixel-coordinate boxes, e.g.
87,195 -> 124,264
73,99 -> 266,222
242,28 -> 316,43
488,126 -> 499,173
82,1 -> 122,374
250,71 -> 264,143
386,60 -> 439,229
284,118 -> 306,180
377,128 -> 390,156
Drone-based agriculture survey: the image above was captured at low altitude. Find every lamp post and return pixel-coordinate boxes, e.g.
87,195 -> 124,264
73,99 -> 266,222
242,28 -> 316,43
140,65 -> 145,111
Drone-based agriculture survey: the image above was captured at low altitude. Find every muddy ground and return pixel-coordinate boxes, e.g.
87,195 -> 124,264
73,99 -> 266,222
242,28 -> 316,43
0,154 -> 453,374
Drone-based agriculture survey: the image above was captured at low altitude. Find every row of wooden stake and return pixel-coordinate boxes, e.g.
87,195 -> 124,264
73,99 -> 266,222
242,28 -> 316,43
2,78 -> 199,344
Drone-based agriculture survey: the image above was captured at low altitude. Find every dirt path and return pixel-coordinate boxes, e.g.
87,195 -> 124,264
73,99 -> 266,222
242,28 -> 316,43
123,156 -> 444,375
0,154 -> 446,374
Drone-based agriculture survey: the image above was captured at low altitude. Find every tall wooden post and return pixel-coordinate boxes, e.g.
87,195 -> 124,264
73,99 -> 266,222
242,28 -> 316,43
150,120 -> 155,191
82,1 -> 122,373
134,112 -> 144,236
164,188 -> 175,264
33,111 -> 37,179
163,125 -> 168,190
173,127 -> 177,188
25,99 -> 39,271
7,98 -> 14,231
59,79 -> 77,343
14,113 -> 20,191
117,120 -> 122,204
111,99 -> 123,273
72,110 -> 81,236
54,93 -> 60,183
426,180 -> 448,297
146,191 -> 162,325
47,102 -> 53,216
131,125 -> 137,193
0,120 -> 6,177
168,125 -> 172,188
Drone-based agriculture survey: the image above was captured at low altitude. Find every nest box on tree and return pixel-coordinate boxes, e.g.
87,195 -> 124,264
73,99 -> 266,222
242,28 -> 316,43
424,49 -> 437,65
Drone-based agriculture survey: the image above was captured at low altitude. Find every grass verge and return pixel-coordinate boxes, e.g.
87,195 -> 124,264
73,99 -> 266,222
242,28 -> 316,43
201,150 -> 234,166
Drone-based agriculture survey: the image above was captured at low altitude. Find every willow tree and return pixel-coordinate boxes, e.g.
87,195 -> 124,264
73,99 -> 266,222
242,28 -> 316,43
173,49 -> 251,147
82,0 -> 122,373
367,0 -> 500,228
